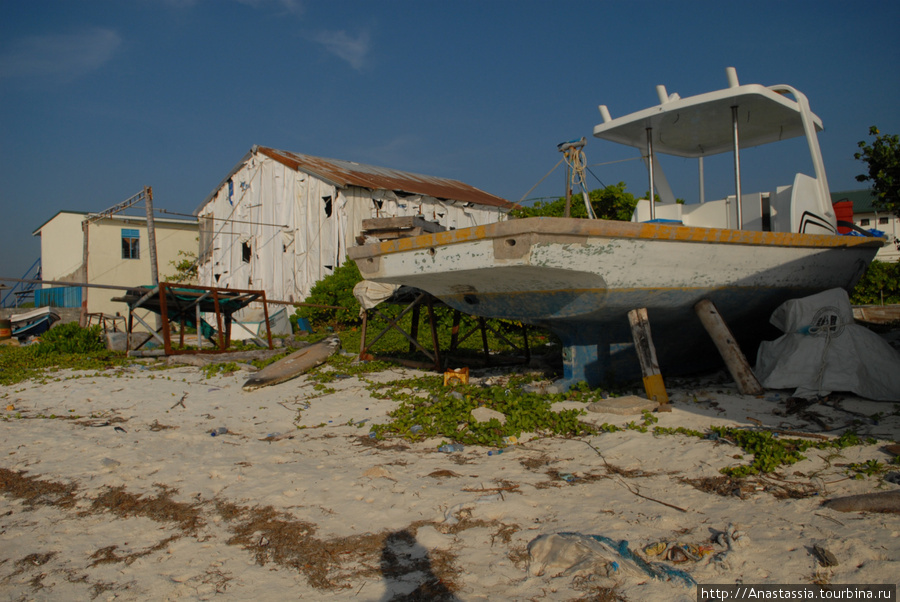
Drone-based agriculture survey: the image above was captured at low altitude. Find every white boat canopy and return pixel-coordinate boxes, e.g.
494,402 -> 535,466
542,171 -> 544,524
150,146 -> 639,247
593,80 -> 823,158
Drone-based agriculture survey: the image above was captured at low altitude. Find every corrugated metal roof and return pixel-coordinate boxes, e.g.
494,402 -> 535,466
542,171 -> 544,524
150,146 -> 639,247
831,189 -> 878,213
257,146 -> 514,209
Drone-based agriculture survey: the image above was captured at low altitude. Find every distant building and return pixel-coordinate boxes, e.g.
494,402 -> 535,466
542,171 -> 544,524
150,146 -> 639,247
832,190 -> 899,262
194,146 -> 514,303
32,210 -> 199,319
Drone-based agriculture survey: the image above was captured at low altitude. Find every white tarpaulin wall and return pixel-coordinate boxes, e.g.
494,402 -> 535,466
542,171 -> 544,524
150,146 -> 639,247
755,288 -> 900,401
197,153 -> 507,304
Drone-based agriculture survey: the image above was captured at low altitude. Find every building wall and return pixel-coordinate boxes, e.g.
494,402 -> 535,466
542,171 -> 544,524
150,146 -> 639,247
37,212 -> 199,322
83,217 -> 198,318
39,211 -> 88,282
854,211 -> 899,262
197,154 -> 509,304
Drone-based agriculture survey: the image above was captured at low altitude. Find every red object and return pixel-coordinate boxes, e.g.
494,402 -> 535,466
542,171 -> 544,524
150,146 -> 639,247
833,200 -> 854,234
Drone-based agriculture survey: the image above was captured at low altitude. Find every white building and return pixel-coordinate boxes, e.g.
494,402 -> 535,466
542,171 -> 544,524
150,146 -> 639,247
832,190 -> 899,262
195,146 -> 514,303
32,210 -> 199,319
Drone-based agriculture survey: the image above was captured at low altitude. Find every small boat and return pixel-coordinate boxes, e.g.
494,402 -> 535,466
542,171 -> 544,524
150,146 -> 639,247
242,335 -> 341,391
348,68 -> 884,389
11,307 -> 61,340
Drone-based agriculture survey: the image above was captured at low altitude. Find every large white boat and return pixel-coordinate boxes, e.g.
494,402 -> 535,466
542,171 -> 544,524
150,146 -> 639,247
349,69 -> 884,389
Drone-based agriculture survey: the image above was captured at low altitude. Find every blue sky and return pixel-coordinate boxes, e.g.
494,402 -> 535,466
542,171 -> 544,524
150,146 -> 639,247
2,0 -> 899,284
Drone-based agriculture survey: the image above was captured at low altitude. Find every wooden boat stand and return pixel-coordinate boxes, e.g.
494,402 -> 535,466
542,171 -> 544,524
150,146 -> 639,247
358,290 -> 531,371
113,282 -> 272,355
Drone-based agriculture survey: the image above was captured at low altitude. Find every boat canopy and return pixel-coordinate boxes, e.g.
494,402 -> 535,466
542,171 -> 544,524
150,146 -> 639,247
593,83 -> 824,158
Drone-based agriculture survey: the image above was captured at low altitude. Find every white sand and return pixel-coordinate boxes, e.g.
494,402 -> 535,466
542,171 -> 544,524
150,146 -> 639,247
1,359 -> 898,600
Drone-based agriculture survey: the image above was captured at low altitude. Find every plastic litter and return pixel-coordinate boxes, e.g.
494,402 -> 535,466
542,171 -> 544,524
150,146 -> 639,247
410,424 -> 423,434
438,444 -> 464,453
210,427 -> 227,436
443,367 -> 469,386
884,472 -> 900,485
528,533 -> 696,587
488,449 -> 503,456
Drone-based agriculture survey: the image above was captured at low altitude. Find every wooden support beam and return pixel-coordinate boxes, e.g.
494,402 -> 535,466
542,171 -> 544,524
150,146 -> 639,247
694,298 -> 763,396
627,308 -> 669,406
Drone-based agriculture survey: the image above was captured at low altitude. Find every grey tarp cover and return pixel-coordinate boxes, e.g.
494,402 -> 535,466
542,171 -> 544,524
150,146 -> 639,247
755,288 -> 900,401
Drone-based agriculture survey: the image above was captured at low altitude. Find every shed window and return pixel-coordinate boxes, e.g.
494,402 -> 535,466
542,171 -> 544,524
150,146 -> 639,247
879,217 -> 889,225
242,241 -> 252,263
860,218 -> 870,226
121,229 -> 140,260
322,195 -> 333,218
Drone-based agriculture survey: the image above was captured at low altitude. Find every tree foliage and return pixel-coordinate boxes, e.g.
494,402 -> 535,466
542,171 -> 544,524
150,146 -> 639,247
850,260 -> 900,305
511,182 -> 638,220
855,126 -> 900,218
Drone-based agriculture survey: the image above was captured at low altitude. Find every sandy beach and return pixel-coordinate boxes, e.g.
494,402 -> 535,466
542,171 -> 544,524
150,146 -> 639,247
1,354 -> 898,601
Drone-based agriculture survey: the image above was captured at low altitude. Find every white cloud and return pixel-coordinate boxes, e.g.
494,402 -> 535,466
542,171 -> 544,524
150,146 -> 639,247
313,29 -> 370,70
0,28 -> 121,84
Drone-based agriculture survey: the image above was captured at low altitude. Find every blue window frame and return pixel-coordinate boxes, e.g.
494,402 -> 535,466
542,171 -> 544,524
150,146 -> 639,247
122,228 -> 140,259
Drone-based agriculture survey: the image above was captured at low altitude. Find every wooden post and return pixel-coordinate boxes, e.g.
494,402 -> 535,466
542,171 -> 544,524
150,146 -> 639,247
359,309 -> 369,359
628,308 -> 669,406
694,298 -> 763,396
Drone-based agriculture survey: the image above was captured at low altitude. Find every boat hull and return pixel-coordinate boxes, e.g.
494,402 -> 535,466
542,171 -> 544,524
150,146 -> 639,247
349,218 -> 883,388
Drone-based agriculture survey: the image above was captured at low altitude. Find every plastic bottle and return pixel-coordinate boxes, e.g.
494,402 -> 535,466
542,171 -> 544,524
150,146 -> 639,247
210,427 -> 227,436
438,444 -> 464,453
488,449 -> 503,456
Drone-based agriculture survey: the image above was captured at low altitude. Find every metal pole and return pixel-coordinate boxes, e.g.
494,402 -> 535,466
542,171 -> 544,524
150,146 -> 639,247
564,157 -> 572,218
646,128 -> 656,220
80,220 -> 89,326
731,106 -> 743,229
698,156 -> 705,204
144,186 -> 160,285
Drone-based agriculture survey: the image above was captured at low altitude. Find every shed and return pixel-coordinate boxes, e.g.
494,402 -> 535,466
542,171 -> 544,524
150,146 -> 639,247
194,146 -> 514,303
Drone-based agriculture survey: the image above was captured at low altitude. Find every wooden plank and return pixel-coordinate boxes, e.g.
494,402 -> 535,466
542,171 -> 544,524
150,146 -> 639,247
361,216 -> 445,233
627,308 -> 669,406
694,299 -> 763,395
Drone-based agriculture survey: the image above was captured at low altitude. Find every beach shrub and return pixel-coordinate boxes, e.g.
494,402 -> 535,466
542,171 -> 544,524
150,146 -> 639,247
294,259 -> 363,328
36,323 -> 106,355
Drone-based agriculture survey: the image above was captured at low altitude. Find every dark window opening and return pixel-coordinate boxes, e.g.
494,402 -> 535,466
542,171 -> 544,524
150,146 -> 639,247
372,199 -> 383,210
242,241 -> 252,263
860,218 -> 870,226
879,217 -> 889,225
121,228 -> 140,260
322,195 -> 333,218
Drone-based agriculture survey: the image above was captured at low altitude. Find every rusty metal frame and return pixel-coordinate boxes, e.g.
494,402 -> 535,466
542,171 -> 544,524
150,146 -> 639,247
119,282 -> 273,355
358,291 -> 531,370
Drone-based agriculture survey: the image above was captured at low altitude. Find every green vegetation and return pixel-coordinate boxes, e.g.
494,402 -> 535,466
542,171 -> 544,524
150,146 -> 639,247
0,323 -> 125,386
294,260 -> 365,328
164,249 -> 200,283
35,322 -> 106,355
855,126 -> 900,220
365,373 -> 600,446
850,259 -> 900,305
511,182 -> 639,221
